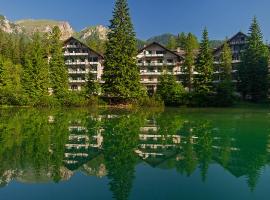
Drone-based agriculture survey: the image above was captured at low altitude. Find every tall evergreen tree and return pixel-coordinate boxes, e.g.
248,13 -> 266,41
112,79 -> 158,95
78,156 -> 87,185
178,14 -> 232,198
167,36 -> 177,50
177,32 -> 186,49
22,33 -> 49,100
220,40 -> 232,80
182,33 -> 198,91
102,0 -> 145,103
194,28 -> 214,93
49,26 -> 69,98
238,17 -> 269,101
85,71 -> 100,96
215,40 -> 234,106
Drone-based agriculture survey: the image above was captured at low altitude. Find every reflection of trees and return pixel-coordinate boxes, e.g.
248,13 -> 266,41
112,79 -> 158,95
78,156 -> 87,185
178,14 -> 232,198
0,108 -> 270,193
102,112 -> 145,200
0,109 -> 69,184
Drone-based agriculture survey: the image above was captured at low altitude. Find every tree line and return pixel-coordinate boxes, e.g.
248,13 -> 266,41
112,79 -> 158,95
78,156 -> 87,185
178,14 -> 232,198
0,0 -> 269,107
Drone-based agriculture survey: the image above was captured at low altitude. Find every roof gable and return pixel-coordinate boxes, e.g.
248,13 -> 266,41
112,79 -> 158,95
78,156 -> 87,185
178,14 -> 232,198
138,42 -> 184,60
64,37 -> 104,58
213,32 -> 248,54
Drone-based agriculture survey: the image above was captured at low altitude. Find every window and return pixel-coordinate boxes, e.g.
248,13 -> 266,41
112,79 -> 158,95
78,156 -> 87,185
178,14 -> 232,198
158,59 -> 163,63
71,85 -> 78,90
167,59 -> 173,63
156,50 -> 165,55
148,67 -> 154,72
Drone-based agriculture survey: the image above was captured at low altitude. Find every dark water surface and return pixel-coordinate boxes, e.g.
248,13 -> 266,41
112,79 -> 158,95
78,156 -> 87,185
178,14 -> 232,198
1,107 -> 270,200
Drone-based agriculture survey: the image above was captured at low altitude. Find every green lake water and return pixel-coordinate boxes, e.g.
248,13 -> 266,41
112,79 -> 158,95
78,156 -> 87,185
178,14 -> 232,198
1,107 -> 270,200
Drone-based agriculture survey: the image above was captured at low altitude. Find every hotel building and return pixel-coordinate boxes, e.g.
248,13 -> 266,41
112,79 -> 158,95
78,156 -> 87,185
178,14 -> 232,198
137,42 -> 184,95
63,32 -> 249,93
63,37 -> 104,91
213,32 -> 248,82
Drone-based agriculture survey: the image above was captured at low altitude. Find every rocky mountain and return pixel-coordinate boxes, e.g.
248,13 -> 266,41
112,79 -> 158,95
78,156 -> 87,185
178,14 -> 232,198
0,15 -> 224,49
0,15 -> 22,34
76,25 -> 108,41
16,19 -> 74,40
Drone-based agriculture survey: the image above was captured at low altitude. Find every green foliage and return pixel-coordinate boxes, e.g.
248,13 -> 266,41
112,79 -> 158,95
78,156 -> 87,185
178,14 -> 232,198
238,17 -> 269,102
215,80 -> 234,107
220,41 -> 232,80
182,33 -> 198,91
49,26 -> 69,99
22,33 -> 50,101
166,36 -> 177,50
138,96 -> 164,107
85,33 -> 106,54
102,0 -> 146,102
177,32 -> 186,49
156,73 -> 186,106
146,33 -> 176,46
85,71 -> 100,96
33,95 -> 60,107
194,28 -> 214,94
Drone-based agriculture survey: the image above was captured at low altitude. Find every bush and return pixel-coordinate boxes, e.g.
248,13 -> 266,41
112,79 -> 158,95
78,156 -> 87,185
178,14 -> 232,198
214,80 -> 235,107
0,89 -> 28,106
138,96 -> 164,107
61,92 -> 87,107
187,91 -> 216,107
156,74 -> 186,106
34,95 -> 60,107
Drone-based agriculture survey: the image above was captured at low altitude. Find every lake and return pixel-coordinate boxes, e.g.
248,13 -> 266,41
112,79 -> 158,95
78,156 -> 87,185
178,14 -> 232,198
0,107 -> 270,200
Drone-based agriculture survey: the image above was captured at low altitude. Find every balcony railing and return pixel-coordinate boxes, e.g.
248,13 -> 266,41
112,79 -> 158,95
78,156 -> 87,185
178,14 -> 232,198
65,45 -> 79,48
140,80 -> 158,84
69,80 -> 86,83
68,70 -> 87,74
144,54 -> 164,57
65,61 -> 87,65
138,62 -> 177,66
64,52 -> 89,56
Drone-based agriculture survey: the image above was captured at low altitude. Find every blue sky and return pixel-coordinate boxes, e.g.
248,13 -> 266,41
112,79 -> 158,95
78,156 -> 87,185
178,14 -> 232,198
1,0 -> 270,41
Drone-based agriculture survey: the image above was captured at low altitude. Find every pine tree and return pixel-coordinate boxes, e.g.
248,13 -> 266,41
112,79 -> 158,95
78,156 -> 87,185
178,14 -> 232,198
49,26 -> 69,98
220,40 -> 232,80
102,0 -> 146,103
22,33 -> 49,100
239,17 -> 269,101
85,71 -> 100,96
194,28 -> 214,93
215,40 -> 234,106
182,33 -> 198,91
167,36 -> 177,50
177,32 -> 186,49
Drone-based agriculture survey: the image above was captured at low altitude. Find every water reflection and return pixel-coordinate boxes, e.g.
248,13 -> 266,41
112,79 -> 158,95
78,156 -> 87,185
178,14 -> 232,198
0,108 -> 270,199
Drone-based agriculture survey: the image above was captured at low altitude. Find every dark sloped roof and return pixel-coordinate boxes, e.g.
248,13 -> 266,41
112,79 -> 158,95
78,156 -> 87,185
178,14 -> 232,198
64,36 -> 104,58
213,31 -> 248,54
138,42 -> 184,60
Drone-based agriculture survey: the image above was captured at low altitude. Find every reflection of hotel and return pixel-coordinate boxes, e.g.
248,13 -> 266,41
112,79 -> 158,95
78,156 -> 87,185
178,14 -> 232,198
136,119 -> 240,167
64,121 -> 103,170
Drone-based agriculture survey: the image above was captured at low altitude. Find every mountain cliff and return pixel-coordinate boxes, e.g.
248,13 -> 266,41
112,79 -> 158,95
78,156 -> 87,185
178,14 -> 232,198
0,15 -> 22,34
76,25 -> 108,41
16,19 -> 74,40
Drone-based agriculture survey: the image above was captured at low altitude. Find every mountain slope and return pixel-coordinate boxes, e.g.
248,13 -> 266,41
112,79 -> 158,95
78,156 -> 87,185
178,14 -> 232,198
16,19 -> 74,40
0,15 -> 22,34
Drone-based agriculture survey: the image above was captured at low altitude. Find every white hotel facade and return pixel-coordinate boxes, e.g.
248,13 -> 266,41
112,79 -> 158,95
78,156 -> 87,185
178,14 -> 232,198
63,32 -> 247,94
